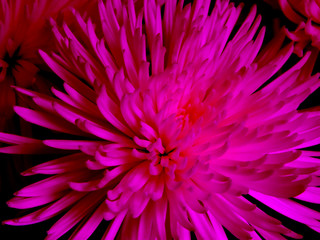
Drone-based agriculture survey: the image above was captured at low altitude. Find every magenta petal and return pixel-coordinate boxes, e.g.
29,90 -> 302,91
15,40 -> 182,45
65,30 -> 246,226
70,203 -> 106,240
7,193 -> 64,209
44,139 -> 102,151
46,191 -> 104,240
14,106 -> 84,136
39,50 -> 96,102
0,132 -> 39,144
103,210 -> 127,240
22,153 -> 88,175
250,190 -> 320,230
295,187 -> 320,204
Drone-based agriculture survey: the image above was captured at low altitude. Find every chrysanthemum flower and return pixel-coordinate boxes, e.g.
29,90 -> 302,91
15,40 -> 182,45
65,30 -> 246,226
264,0 -> 320,56
0,0 -> 95,131
1,0 -> 320,239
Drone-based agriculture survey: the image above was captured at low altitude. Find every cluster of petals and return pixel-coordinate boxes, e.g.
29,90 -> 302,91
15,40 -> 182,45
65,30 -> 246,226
265,0 -> 320,55
0,0 -> 320,239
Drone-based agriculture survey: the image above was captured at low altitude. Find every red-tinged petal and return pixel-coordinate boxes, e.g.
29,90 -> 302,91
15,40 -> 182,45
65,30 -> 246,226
192,173 -> 231,194
231,203 -> 290,234
278,0 -> 305,23
207,212 -> 228,240
152,198 -> 168,239
14,106 -> 84,136
22,153 -> 88,176
0,142 -> 53,154
189,210 -> 215,239
264,151 -> 301,165
14,172 -> 86,197
4,191 -> 86,226
96,151 -> 130,167
46,191 -> 105,240
64,83 -> 100,115
119,27 -> 139,85
169,202 -> 194,230
125,162 -> 150,192
229,5 -> 256,44
120,94 -> 141,133
13,87 -> 51,112
43,139 -> 102,151
295,187 -> 320,204
176,223 -> 191,240
106,191 -> 133,213
251,190 -> 320,229
129,190 -> 150,218
69,177 -> 104,192
133,136 -> 150,148
52,100 -> 105,128
97,85 -> 134,136
69,203 -> 106,240
76,118 -> 133,146
98,0 -> 120,60
3,208 -> 51,226
255,226 -> 291,240
7,192 -> 65,209
150,33 -> 166,74
102,163 -> 136,186
206,196 -> 254,239
222,195 -> 256,212
39,50 -> 96,102
0,132 -> 39,144
118,215 -> 139,239
51,87 -> 78,110
163,0 -> 176,47
140,121 -> 158,140
137,204 -> 153,239
151,175 -> 165,200
103,210 -> 127,240
248,175 -> 310,198
296,127 -> 320,148
40,191 -> 87,218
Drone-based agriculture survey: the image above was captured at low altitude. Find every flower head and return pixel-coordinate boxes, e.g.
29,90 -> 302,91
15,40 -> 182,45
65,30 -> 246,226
1,0 -> 320,239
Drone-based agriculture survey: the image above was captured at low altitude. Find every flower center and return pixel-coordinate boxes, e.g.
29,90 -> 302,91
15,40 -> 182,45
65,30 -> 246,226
133,136 -> 180,178
0,47 -> 22,81
148,138 -> 177,176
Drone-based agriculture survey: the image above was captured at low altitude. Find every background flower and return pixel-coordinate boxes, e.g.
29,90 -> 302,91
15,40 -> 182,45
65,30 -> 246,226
264,0 -> 320,56
0,0 -> 96,131
0,0 -> 97,238
1,0 -> 320,239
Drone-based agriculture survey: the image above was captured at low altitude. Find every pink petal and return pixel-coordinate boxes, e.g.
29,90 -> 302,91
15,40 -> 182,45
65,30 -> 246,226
39,50 -> 96,102
46,191 -> 105,240
7,193 -> 65,209
14,106 -> 84,136
22,153 -> 88,176
103,210 -> 127,240
43,139 -> 102,151
250,190 -> 320,230
295,187 -> 320,204
69,203 -> 106,240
